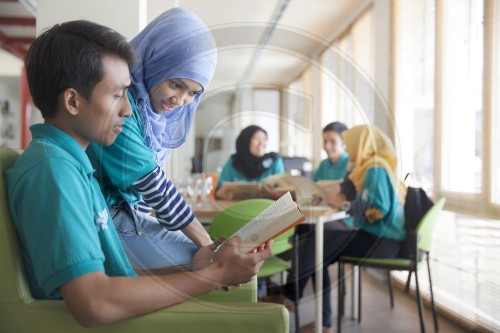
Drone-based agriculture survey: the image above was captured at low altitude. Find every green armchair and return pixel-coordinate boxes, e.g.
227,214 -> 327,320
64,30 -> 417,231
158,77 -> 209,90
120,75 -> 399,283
0,147 -> 289,333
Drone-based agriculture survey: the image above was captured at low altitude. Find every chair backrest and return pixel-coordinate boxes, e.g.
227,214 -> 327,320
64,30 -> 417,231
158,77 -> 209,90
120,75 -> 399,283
416,197 -> 446,253
397,186 -> 434,259
208,199 -> 294,255
0,147 -> 33,304
404,186 -> 434,233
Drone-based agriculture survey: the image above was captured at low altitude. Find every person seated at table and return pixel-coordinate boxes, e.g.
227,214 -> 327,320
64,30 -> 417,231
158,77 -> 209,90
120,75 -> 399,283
215,125 -> 285,200
312,121 -> 353,217
282,124 -> 407,333
313,122 -> 350,182
311,121 -> 355,230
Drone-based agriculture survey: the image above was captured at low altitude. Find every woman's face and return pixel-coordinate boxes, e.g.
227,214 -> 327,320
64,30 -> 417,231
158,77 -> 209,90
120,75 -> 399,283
323,130 -> 345,162
149,78 -> 202,114
249,130 -> 268,157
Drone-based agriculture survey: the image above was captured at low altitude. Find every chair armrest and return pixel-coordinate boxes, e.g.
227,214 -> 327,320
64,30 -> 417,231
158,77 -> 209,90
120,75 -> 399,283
196,275 -> 257,303
0,299 -> 289,333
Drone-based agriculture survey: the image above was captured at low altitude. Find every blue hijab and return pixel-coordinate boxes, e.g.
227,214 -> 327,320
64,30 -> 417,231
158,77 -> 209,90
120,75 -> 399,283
129,8 -> 217,165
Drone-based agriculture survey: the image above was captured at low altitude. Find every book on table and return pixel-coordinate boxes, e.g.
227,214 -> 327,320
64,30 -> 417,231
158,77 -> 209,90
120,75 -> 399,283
219,178 -> 296,199
219,174 -> 342,204
262,175 -> 341,207
223,192 -> 306,254
218,181 -> 263,199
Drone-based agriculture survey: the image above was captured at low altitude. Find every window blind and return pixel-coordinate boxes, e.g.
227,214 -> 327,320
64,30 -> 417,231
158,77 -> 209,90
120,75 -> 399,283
491,0 -> 500,205
392,211 -> 500,332
392,0 -> 500,331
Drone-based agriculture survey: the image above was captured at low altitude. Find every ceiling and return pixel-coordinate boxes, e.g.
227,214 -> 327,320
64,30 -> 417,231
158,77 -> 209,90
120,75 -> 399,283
0,0 -> 368,91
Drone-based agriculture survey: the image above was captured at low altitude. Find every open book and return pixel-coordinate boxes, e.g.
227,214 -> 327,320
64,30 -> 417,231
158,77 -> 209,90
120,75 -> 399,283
219,178 -> 296,200
218,181 -> 263,199
225,192 -> 305,254
262,175 -> 341,206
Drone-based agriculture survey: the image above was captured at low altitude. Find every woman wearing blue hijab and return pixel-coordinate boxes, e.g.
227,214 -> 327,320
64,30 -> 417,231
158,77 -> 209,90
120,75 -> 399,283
87,7 -> 217,269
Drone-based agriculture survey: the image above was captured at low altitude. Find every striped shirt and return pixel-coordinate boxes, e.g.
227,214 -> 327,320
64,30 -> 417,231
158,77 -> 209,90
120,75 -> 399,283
133,166 -> 194,231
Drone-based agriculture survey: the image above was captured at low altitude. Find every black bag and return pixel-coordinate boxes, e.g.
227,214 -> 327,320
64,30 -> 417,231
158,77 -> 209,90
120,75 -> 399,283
397,186 -> 434,259
340,174 -> 357,201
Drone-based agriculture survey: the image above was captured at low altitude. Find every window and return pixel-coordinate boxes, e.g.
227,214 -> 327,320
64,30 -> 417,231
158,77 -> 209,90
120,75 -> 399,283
283,71 -> 313,159
440,0 -> 484,194
320,8 -> 374,133
393,0 -> 500,331
251,89 -> 281,153
491,1 -> 500,205
393,0 -> 435,195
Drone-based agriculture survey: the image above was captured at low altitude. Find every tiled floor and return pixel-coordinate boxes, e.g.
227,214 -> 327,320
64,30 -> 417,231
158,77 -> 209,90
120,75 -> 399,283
289,265 -> 470,333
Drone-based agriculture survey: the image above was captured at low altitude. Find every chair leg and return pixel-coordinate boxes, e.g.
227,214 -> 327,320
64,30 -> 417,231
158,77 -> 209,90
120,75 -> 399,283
358,267 -> 361,323
405,271 -> 413,293
338,263 -> 346,317
340,264 -> 345,317
337,261 -> 344,333
426,255 -> 439,332
387,271 -> 394,309
293,233 -> 300,333
414,269 -> 426,333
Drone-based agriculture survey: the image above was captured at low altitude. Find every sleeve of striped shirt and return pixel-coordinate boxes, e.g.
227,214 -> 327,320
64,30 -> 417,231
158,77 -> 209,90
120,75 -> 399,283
132,166 -> 194,231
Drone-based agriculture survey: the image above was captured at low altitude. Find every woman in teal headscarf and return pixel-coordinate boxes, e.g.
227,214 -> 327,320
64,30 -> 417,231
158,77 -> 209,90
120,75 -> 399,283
87,7 -> 217,269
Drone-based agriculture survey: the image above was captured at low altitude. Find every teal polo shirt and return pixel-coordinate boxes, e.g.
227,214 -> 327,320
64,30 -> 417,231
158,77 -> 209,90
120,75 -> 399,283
312,153 -> 349,181
217,156 -> 285,185
87,92 -> 157,207
6,124 -> 137,299
354,167 -> 406,241
312,153 -> 352,227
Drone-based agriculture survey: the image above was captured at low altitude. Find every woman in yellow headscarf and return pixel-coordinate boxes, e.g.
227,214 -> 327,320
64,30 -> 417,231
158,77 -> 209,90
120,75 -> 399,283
283,125 -> 406,333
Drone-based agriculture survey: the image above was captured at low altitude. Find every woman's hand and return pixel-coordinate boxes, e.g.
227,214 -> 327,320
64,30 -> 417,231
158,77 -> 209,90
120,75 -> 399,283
261,184 -> 287,200
347,161 -> 355,173
190,238 -> 224,271
325,193 -> 346,209
215,185 -> 234,200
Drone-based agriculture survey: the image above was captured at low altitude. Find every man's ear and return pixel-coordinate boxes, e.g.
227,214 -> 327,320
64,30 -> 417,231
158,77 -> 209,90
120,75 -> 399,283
61,88 -> 80,116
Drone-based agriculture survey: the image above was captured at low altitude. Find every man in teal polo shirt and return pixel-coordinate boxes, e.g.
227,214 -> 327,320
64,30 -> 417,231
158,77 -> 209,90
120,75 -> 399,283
7,124 -> 138,299
6,20 -> 271,327
312,122 -> 350,182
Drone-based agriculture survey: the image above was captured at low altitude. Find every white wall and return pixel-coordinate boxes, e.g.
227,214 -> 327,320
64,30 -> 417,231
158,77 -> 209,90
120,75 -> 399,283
0,77 -> 21,147
0,49 -> 23,77
195,91 -> 234,174
0,49 -> 23,148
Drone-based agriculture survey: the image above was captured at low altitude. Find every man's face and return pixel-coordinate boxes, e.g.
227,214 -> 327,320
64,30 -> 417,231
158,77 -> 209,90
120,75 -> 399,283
323,130 -> 345,162
249,130 -> 267,157
74,55 -> 132,147
149,78 -> 202,114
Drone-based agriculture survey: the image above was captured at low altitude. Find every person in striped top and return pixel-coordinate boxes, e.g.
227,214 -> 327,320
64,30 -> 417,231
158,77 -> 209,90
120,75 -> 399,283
87,8 -> 218,269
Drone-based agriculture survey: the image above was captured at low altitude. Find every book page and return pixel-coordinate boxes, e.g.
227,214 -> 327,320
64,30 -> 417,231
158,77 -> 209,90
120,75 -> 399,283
315,179 -> 341,196
315,179 -> 342,187
228,192 -> 305,253
279,176 -> 325,206
261,173 -> 295,192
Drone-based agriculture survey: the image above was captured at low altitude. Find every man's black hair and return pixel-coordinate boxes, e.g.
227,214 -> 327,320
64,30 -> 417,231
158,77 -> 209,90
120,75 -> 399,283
323,121 -> 348,134
25,20 -> 136,119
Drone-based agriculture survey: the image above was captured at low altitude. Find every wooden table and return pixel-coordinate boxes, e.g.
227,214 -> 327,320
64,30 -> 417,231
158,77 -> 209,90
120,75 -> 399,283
193,199 -> 349,333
